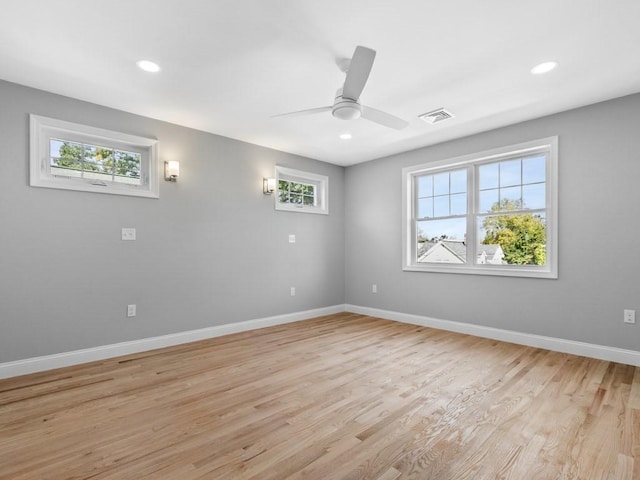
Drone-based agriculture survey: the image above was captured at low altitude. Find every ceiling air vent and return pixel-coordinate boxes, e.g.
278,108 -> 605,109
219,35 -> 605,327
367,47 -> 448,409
419,108 -> 454,124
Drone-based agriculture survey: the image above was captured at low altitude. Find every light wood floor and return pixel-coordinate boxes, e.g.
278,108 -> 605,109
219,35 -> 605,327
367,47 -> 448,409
1,313 -> 639,479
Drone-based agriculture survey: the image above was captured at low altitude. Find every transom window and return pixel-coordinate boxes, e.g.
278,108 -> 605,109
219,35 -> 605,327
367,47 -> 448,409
50,139 -> 142,186
278,179 -> 316,206
274,166 -> 328,215
30,115 -> 159,198
403,137 -> 558,278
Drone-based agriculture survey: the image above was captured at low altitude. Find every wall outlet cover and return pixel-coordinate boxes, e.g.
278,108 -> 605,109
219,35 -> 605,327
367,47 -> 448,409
122,228 -> 136,241
624,309 -> 635,324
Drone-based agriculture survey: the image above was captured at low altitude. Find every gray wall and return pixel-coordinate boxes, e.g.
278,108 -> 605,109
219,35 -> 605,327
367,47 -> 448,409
0,80 -> 345,363
2,78 -> 639,364
345,93 -> 640,351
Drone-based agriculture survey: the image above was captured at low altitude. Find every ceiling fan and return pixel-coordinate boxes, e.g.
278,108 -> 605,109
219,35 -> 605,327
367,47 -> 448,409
274,46 -> 409,130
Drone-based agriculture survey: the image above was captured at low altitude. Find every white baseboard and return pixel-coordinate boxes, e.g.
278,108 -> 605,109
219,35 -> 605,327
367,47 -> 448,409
0,305 -> 345,380
4,304 -> 639,380
345,304 -> 640,367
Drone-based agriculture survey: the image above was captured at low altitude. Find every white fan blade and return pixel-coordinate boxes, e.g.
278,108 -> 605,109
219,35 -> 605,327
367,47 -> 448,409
342,46 -> 376,101
361,105 -> 409,130
272,106 -> 331,118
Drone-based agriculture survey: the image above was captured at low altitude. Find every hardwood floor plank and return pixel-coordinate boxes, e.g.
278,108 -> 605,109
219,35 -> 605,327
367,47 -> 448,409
1,313 -> 638,479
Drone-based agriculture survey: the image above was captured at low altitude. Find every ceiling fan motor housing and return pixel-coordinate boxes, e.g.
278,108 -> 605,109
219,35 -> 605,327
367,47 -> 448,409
332,88 -> 362,120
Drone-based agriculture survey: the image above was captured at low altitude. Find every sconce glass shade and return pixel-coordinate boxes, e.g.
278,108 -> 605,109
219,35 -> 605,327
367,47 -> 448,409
165,161 -> 180,181
263,177 -> 276,194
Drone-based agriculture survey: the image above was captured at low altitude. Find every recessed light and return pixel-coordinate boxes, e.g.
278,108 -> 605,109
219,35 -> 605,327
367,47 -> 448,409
339,133 -> 352,140
136,60 -> 161,73
531,61 -> 557,75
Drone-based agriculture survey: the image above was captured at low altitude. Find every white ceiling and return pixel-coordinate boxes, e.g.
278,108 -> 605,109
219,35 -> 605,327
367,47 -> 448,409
2,1 -> 640,166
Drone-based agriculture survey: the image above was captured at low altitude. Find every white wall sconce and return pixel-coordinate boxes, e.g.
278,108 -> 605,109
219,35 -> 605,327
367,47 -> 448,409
263,177 -> 276,194
165,161 -> 180,182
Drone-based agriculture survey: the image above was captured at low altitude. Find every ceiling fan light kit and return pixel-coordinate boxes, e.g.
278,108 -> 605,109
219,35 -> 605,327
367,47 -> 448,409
275,45 -> 408,130
332,88 -> 362,120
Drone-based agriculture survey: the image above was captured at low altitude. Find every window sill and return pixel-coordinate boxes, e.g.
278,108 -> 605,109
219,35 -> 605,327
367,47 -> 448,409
403,263 -> 557,279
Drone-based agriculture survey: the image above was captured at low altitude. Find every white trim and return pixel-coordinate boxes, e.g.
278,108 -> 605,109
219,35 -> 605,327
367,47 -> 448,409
4,304 -> 639,380
0,305 -> 344,380
345,304 -> 640,367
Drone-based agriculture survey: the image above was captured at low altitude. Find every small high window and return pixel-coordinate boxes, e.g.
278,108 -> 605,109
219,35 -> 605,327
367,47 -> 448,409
274,166 -> 328,215
30,115 -> 159,198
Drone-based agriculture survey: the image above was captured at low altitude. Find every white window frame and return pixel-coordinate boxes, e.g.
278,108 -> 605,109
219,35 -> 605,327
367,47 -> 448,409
274,166 -> 329,215
402,137 -> 558,278
30,114 -> 159,198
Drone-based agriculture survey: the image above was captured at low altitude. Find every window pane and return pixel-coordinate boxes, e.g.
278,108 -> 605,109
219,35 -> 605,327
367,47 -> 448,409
418,169 -> 466,218
82,145 -> 102,177
50,139 -> 142,185
418,197 -> 433,218
479,163 -> 498,190
417,218 -> 466,242
478,212 -> 546,265
83,145 -> 97,161
523,155 -> 545,184
523,183 -> 545,209
499,159 -> 521,187
50,139 -> 66,160
417,218 -> 467,264
114,150 -> 141,183
450,169 -> 467,194
433,195 -> 449,217
450,193 -> 466,215
479,188 -> 499,213
499,186 -> 522,208
289,193 -> 302,204
278,180 -> 290,202
51,140 -> 83,171
280,182 -> 315,205
433,172 -> 449,196
93,148 -> 114,174
417,175 -> 433,197
474,241 -> 506,265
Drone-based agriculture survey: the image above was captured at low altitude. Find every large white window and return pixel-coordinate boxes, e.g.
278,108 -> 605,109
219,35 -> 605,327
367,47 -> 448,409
275,166 -> 328,215
403,137 -> 558,278
30,115 -> 159,198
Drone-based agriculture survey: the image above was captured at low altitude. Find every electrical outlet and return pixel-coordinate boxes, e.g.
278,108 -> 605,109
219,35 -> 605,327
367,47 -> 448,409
127,304 -> 136,317
121,228 -> 136,241
624,309 -> 635,324
372,284 -> 377,293
288,234 -> 296,243
290,287 -> 296,297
